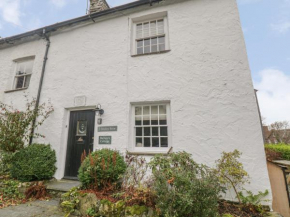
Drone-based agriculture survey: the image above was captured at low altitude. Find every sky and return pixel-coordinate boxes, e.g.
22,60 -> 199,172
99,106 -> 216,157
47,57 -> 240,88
0,0 -> 289,125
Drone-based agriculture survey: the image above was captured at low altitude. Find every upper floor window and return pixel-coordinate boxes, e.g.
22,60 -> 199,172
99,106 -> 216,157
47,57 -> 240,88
13,58 -> 34,90
132,12 -> 169,56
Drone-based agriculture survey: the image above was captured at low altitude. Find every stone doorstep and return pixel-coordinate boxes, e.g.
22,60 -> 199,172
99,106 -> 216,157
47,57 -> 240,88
45,179 -> 81,192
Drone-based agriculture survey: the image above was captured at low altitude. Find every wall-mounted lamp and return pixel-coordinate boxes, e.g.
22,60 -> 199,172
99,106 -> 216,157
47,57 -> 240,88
94,104 -> 104,125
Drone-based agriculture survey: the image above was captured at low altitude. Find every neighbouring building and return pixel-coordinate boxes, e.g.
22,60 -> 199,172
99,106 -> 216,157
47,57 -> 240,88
0,0 -> 272,204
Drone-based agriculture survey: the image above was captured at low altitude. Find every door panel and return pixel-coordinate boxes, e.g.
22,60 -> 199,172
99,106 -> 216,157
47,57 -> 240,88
64,110 -> 95,178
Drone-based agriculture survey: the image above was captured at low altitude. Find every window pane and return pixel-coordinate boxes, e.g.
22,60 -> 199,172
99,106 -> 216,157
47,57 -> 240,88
159,44 -> 165,51
25,60 -> 34,73
143,106 -> 150,115
151,106 -> 158,114
159,105 -> 166,114
24,75 -> 31,88
151,45 -> 157,53
157,19 -> 164,34
143,22 -> 150,37
144,127 -> 151,136
152,137 -> 159,147
158,36 -> 165,44
17,62 -> 25,75
161,137 -> 168,147
135,116 -> 142,126
150,21 -> 157,36
159,115 -> 167,125
135,106 -> 142,115
136,137 -> 143,147
160,127 -> 168,136
144,46 -> 150,54
137,40 -> 143,48
151,115 -> 158,125
152,127 -> 159,136
143,116 -> 150,125
144,39 -> 150,46
144,138 -> 151,147
136,127 -> 142,136
137,48 -> 143,55
136,24 -> 143,38
16,76 -> 24,89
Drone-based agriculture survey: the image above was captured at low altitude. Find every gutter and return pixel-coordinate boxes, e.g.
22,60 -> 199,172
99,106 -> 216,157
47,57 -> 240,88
29,31 -> 51,144
0,0 -> 162,45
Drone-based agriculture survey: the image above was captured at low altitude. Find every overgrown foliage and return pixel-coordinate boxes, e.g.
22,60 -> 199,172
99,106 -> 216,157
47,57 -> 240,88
25,181 -> 49,200
265,144 -> 290,160
61,187 -> 85,217
215,150 -> 249,203
0,99 -> 53,153
0,179 -> 25,208
78,149 -> 127,189
149,152 -> 223,217
10,144 -> 57,182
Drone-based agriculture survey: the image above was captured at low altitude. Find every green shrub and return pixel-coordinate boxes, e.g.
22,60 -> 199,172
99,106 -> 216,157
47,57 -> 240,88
149,152 -> 223,217
10,144 -> 57,182
78,149 -> 126,188
265,144 -> 290,160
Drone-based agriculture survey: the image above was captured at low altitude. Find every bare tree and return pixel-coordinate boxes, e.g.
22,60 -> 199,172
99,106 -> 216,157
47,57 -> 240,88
267,121 -> 290,144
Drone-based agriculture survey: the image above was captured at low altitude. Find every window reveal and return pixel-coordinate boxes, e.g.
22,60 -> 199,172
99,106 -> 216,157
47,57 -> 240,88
134,105 -> 168,148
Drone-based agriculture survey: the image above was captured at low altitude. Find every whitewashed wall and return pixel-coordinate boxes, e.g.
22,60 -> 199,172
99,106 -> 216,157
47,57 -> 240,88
0,0 -> 272,204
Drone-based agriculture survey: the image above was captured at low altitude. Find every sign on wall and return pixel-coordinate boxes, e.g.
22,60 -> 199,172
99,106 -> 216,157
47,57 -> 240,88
98,126 -> 117,132
74,96 -> 86,107
99,136 -> 112,145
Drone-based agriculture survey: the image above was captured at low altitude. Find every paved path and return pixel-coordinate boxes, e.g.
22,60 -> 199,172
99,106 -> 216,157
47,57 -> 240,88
0,199 -> 65,217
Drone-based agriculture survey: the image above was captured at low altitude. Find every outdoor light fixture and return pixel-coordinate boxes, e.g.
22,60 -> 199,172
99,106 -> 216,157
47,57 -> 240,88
94,104 -> 104,125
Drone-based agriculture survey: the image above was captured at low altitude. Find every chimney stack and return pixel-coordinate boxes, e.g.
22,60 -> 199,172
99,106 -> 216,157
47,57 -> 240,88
89,0 -> 110,14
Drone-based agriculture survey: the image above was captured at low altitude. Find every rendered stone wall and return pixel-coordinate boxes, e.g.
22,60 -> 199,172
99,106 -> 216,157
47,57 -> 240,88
0,0 -> 272,204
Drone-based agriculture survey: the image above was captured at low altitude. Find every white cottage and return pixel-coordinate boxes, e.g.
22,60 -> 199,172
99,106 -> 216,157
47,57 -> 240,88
0,0 -> 271,203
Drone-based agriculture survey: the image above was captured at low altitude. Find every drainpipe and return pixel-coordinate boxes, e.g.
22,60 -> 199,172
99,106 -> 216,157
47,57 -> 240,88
29,29 -> 50,145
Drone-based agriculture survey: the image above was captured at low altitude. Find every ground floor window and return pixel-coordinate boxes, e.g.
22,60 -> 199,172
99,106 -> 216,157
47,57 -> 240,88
133,103 -> 170,148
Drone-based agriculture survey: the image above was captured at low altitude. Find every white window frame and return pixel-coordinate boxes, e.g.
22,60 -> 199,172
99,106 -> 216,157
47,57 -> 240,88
129,101 -> 172,154
12,57 -> 34,90
131,11 -> 170,56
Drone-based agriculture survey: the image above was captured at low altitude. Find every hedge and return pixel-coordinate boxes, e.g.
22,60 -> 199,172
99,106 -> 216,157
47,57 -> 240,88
265,144 -> 290,161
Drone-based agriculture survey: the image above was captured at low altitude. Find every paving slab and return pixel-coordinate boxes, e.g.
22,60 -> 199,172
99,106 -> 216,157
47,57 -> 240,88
46,179 -> 81,192
0,199 -> 65,217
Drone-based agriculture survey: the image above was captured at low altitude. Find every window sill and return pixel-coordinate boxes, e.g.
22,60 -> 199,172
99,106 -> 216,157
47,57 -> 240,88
127,147 -> 173,155
131,50 -> 171,57
4,87 -> 28,93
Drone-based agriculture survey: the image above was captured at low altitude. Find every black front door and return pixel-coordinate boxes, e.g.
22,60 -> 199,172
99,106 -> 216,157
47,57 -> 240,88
64,110 -> 95,178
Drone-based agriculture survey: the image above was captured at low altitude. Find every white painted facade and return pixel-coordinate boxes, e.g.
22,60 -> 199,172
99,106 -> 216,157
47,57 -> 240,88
0,0 -> 272,203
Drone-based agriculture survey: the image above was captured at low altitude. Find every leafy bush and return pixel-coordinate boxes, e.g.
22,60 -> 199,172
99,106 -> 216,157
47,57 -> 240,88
0,99 -> 53,153
78,149 -> 126,188
265,144 -> 290,160
215,150 -> 249,203
149,152 -> 223,217
238,189 -> 269,206
10,144 -> 57,182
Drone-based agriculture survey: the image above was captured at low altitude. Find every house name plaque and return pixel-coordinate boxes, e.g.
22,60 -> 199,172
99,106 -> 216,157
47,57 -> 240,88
98,126 -> 117,132
99,136 -> 112,145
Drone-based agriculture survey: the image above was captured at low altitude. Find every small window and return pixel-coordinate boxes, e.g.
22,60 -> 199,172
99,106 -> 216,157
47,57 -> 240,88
133,17 -> 169,56
133,104 -> 169,148
13,58 -> 34,90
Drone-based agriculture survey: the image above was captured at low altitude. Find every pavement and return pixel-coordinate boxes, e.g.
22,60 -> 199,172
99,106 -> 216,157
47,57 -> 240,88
0,199 -> 65,217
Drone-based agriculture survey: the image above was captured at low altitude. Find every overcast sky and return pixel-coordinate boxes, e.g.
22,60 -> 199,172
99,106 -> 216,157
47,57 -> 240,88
0,0 -> 289,125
